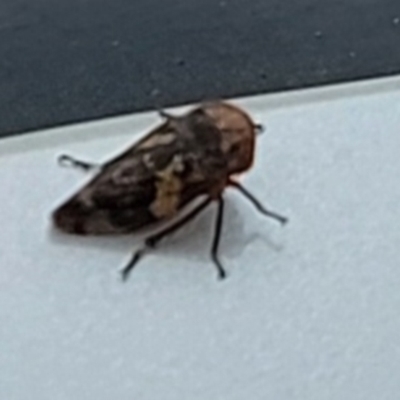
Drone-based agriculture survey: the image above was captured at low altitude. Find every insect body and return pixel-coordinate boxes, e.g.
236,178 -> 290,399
52,102 -> 287,280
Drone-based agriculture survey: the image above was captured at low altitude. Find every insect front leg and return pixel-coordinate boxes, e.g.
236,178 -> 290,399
57,154 -> 101,172
211,196 -> 226,279
121,197 -> 213,281
229,180 -> 288,225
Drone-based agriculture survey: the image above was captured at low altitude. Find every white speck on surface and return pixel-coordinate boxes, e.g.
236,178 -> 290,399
150,88 -> 161,97
1,77 -> 400,399
314,30 -> 323,38
349,51 -> 356,58
111,40 -> 120,47
393,17 -> 400,25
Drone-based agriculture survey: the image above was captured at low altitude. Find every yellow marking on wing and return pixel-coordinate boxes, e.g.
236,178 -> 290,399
150,156 -> 184,218
138,132 -> 176,150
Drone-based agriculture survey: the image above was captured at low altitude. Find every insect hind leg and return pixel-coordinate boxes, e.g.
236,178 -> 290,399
57,154 -> 100,172
121,197 -> 213,281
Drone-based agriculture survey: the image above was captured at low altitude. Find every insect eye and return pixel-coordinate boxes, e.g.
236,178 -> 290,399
229,142 -> 241,155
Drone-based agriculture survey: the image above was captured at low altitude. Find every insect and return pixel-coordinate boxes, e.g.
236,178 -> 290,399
52,101 -> 287,280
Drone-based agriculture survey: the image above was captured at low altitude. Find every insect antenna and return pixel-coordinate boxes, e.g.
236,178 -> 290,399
229,180 -> 288,225
254,123 -> 265,135
121,197 -> 213,281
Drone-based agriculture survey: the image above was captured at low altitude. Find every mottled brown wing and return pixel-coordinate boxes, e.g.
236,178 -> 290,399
53,109 -> 228,235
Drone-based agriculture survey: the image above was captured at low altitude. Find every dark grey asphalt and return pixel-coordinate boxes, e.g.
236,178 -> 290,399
1,0 -> 400,137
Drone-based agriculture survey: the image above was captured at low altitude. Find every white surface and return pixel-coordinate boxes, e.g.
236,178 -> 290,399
1,77 -> 400,399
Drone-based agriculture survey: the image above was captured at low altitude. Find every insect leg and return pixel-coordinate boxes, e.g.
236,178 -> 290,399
211,197 -> 226,279
158,110 -> 176,121
121,197 -> 213,281
57,154 -> 100,172
230,181 -> 288,225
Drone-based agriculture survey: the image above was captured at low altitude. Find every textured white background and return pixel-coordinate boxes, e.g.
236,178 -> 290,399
1,77 -> 400,400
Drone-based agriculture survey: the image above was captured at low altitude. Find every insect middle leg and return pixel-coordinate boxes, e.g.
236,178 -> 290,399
57,154 -> 100,172
121,197 -> 214,281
